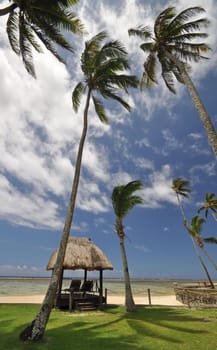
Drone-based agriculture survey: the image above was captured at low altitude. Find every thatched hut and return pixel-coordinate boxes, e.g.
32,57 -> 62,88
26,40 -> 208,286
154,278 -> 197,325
47,236 -> 113,310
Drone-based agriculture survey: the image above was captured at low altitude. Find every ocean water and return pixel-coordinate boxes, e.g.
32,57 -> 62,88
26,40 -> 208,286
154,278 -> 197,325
0,277 -> 195,297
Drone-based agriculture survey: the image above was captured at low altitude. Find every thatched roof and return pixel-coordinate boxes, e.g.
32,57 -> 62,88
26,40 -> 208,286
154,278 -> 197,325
47,237 -> 113,271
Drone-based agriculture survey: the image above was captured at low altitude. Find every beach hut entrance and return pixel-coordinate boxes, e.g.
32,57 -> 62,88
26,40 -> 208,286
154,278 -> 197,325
47,237 -> 113,311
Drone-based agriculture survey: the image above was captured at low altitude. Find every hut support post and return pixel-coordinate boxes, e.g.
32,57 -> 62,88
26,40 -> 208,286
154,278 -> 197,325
84,269 -> 87,282
99,270 -> 103,306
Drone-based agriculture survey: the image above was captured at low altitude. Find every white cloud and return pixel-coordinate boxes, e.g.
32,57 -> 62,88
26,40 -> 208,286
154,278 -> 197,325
0,0 -> 216,230
141,165 -> 177,208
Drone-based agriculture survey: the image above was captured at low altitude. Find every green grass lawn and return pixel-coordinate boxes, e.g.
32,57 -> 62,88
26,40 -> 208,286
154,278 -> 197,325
1,304 -> 217,350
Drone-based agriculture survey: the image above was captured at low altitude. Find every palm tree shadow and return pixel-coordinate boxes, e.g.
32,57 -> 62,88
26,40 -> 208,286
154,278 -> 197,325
46,306 -> 210,349
126,307 -> 209,344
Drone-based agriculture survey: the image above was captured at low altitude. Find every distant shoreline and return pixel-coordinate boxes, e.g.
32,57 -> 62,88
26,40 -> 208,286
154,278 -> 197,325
0,276 -> 201,282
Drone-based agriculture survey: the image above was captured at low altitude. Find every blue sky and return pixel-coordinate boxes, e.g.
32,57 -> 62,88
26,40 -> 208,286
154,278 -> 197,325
0,0 -> 216,280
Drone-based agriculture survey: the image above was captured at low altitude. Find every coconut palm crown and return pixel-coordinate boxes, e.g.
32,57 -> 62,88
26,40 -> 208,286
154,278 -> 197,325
172,178 -> 191,199
128,6 -> 217,157
72,31 -> 138,120
0,0 -> 85,77
112,180 -> 144,225
198,193 -> 217,219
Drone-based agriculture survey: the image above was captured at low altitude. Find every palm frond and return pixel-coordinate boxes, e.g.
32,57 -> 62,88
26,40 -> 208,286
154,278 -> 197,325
144,53 -> 158,84
100,74 -> 138,92
162,69 -> 176,94
100,89 -> 132,112
169,6 -> 206,28
128,26 -> 152,40
170,32 -> 208,42
92,95 -> 108,123
140,71 -> 153,90
171,43 -> 210,62
112,180 -> 143,218
56,0 -> 80,6
140,42 -> 155,53
100,40 -> 128,58
172,178 -> 191,197
174,18 -> 210,36
154,7 -> 175,38
19,13 -> 36,78
72,81 -> 86,112
203,237 -> 217,244
31,25 -> 65,63
31,16 -> 74,52
198,193 -> 217,218
6,11 -> 20,55
95,57 -> 130,78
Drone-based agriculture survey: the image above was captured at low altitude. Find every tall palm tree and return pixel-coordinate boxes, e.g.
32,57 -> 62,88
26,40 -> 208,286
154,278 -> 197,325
184,215 -> 217,271
172,178 -> 214,288
129,6 -> 217,157
19,31 -> 138,342
111,180 -> 143,311
0,0 -> 84,77
198,193 -> 217,221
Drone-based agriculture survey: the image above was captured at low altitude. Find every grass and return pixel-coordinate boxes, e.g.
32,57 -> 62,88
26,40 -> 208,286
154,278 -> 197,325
1,304 -> 217,350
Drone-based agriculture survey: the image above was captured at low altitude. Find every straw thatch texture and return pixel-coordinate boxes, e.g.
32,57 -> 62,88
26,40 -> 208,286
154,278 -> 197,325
47,237 -> 113,271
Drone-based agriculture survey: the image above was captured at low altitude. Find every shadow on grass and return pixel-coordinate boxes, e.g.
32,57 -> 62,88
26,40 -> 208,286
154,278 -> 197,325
0,305 -> 211,350
45,306 -> 210,350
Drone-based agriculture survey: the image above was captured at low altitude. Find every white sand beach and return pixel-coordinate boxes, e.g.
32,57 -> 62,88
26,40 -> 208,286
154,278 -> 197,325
0,294 -> 182,306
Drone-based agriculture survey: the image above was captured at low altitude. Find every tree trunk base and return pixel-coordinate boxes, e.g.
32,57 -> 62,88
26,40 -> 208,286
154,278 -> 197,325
19,303 -> 50,342
19,319 -> 43,342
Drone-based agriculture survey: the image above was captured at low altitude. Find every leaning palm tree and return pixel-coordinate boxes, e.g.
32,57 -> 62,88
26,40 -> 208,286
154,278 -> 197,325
0,0 -> 84,77
172,178 -> 214,288
184,215 -> 217,271
111,180 -> 143,311
198,193 -> 217,221
20,31 -> 138,342
129,6 -> 217,157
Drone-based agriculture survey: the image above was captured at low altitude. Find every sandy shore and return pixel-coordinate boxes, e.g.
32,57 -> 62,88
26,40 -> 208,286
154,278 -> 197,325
0,294 -> 182,306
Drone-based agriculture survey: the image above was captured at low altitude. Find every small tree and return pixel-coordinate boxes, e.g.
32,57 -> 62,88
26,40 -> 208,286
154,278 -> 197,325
111,180 -> 143,311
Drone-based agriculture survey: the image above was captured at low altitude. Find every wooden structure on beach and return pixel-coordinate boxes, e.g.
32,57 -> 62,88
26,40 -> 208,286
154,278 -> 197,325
174,282 -> 217,308
47,237 -> 113,311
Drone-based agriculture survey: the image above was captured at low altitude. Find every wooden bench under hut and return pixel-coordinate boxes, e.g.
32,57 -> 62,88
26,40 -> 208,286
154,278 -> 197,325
46,237 -> 113,311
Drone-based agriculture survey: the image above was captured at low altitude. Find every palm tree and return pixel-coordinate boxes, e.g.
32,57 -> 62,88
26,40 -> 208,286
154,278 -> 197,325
198,193 -> 217,221
129,6 -> 217,157
0,0 -> 84,77
172,178 -> 191,221
111,180 -> 143,311
184,215 -> 217,271
172,178 -> 215,288
19,31 -> 138,341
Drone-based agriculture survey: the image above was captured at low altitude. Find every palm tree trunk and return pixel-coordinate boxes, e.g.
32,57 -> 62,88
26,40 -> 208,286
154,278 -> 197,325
165,51 -> 217,157
176,194 -> 215,288
116,219 -> 135,312
0,3 -> 17,16
19,88 -> 91,342
200,245 -> 217,270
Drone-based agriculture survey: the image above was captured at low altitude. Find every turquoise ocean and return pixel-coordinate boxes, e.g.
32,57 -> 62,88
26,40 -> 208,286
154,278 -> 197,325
0,277 -> 197,297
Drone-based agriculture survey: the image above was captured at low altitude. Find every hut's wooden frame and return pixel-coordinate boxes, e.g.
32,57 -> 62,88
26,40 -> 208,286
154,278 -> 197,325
47,237 -> 113,310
